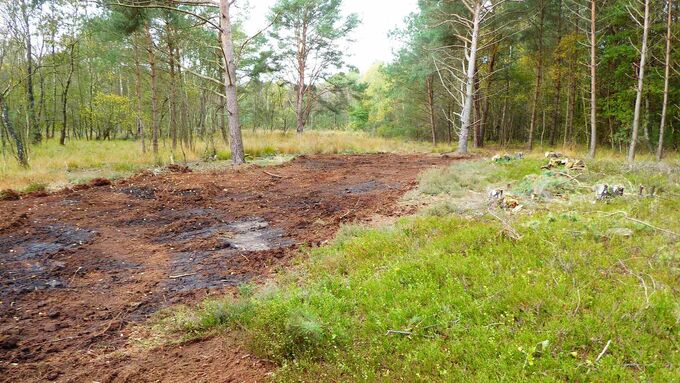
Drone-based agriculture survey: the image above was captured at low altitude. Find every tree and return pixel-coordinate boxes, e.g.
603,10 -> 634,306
430,0 -> 505,154
219,0 -> 245,164
627,0 -> 651,162
270,0 -> 358,133
657,0 -> 673,161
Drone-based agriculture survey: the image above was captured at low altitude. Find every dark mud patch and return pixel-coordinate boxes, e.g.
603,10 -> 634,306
159,217 -> 294,295
120,186 -> 156,200
0,225 -> 97,297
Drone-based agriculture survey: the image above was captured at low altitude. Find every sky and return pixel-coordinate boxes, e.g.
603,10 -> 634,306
235,0 -> 419,74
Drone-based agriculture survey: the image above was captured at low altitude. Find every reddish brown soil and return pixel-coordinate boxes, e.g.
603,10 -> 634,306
0,154 -> 453,383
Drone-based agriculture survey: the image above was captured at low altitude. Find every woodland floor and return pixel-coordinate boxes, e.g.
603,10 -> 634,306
0,153 -> 456,383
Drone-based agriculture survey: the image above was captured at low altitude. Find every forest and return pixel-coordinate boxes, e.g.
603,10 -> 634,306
0,0 -> 678,168
0,1 -> 679,382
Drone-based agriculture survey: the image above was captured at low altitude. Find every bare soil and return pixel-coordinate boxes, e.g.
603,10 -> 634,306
0,154 -> 454,383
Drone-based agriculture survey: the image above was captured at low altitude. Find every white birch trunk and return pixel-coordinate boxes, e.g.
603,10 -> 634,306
458,3 -> 481,154
628,0 -> 650,162
657,0 -> 673,161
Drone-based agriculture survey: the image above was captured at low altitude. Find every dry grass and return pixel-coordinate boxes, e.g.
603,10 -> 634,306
0,130 -> 450,191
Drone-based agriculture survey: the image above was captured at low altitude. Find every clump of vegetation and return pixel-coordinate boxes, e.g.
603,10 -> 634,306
159,155 -> 679,382
23,182 -> 48,193
0,189 -> 20,201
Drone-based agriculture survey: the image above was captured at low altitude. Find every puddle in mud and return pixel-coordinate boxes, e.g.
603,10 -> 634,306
343,180 -> 383,194
161,216 -> 295,294
0,225 -> 98,297
224,218 -> 294,251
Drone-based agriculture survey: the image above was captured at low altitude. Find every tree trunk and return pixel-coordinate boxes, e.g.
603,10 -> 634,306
657,0 -> 673,161
480,41 -> 499,147
628,0 -> 650,162
21,0 -> 40,143
458,2 -> 481,154
0,95 -> 28,167
426,74 -> 436,146
219,0 -> 245,164
146,26 -> 160,156
295,21 -> 309,134
527,0 -> 545,151
167,23 -> 178,152
59,43 -> 76,146
588,0 -> 598,158
473,66 -> 482,148
550,0 -> 563,147
134,39 -> 146,153
564,54 -> 576,148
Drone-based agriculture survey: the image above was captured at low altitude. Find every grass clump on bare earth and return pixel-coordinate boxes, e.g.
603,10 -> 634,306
160,153 -> 679,382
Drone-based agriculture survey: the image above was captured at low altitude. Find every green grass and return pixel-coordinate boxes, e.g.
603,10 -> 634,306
157,155 -> 679,382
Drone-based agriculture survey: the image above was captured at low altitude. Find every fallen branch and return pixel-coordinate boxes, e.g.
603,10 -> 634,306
385,330 -> 413,336
263,170 -> 284,179
487,208 -> 523,240
595,339 -> 612,363
556,172 -> 584,187
599,211 -> 679,238
169,272 -> 196,279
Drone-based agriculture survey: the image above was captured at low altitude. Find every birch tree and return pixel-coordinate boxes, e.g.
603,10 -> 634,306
657,0 -> 673,161
431,0 -> 507,154
627,0 -> 651,162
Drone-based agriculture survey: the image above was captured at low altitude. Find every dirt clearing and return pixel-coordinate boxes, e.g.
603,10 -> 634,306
0,154 -> 455,383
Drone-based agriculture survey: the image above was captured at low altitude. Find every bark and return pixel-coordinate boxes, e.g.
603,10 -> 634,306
550,0 -> 563,147
564,54 -> 576,148
473,67 -> 482,148
295,20 -> 309,134
426,74 -> 436,146
480,41 -> 499,147
0,95 -> 28,167
146,25 -> 159,156
59,43 -> 76,146
527,0 -> 545,151
657,0 -> 673,161
167,22 -> 178,152
458,2 -> 481,154
134,39 -> 146,153
588,0 -> 597,158
219,0 -> 245,164
21,0 -> 40,143
628,0 -> 650,162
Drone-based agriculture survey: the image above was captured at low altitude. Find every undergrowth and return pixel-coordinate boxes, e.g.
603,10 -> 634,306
152,153 -> 680,382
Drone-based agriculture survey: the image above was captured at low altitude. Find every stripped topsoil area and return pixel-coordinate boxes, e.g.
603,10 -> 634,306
0,153 -> 455,383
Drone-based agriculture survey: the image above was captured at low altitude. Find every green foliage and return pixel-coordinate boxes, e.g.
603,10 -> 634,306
23,182 -> 48,193
172,157 -> 679,382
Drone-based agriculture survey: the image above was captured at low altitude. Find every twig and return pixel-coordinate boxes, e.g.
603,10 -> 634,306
595,339 -> 612,363
599,211 -> 679,238
385,330 -> 413,336
169,272 -> 196,279
68,266 -> 83,287
262,170 -> 284,179
487,208 -> 523,240
556,171 -> 583,186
